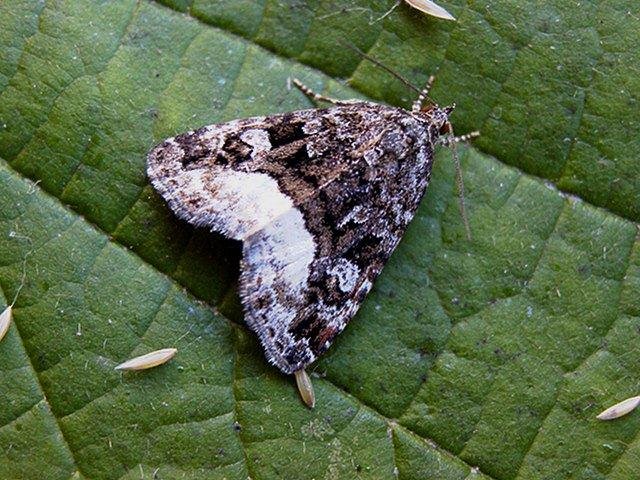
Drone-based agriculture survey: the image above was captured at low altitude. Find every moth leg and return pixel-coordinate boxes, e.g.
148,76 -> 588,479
440,129 -> 480,241
412,75 -> 436,112
291,78 -> 353,106
294,369 -> 315,408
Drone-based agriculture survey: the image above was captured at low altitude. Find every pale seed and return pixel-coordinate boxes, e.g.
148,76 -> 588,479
294,369 -> 316,408
0,305 -> 12,342
114,348 -> 177,371
597,395 -> 640,420
405,0 -> 456,20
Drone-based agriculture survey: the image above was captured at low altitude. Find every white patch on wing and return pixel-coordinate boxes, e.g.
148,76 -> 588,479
161,166 -> 296,240
338,205 -> 368,228
240,128 -> 272,157
244,207 -> 315,293
328,258 -> 360,292
363,148 -> 381,166
241,206 -> 316,372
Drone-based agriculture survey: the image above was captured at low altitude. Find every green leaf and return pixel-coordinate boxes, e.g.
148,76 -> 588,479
0,1 -> 638,479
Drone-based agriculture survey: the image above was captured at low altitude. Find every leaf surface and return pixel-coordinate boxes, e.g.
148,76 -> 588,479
0,1 -> 639,479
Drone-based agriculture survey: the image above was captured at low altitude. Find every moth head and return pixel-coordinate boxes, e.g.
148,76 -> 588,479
420,102 -> 455,137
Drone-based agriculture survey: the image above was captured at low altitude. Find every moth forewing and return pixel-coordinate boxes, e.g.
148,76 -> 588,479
597,395 -> 640,420
115,348 -> 177,371
0,305 -> 12,342
404,0 -> 456,20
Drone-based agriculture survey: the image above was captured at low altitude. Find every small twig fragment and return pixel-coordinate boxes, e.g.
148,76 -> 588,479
338,40 -> 422,95
115,348 -> 178,371
449,130 -> 472,241
596,395 -> 640,420
0,306 -> 12,342
294,369 -> 316,408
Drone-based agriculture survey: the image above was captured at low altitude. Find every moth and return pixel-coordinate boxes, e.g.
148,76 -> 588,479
147,73 -> 476,407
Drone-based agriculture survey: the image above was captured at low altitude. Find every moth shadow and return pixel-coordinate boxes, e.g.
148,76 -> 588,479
174,222 -> 245,325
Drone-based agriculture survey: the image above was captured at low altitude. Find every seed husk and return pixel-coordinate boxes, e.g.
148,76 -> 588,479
115,348 -> 177,371
405,0 -> 456,20
0,305 -> 12,342
294,369 -> 315,408
374,0 -> 456,24
597,395 -> 640,420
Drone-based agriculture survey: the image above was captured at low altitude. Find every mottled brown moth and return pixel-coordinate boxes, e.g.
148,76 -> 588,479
147,67 -> 477,406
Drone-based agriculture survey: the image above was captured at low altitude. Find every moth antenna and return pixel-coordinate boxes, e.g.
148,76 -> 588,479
338,40 -> 423,96
291,78 -> 342,105
412,75 -> 436,112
